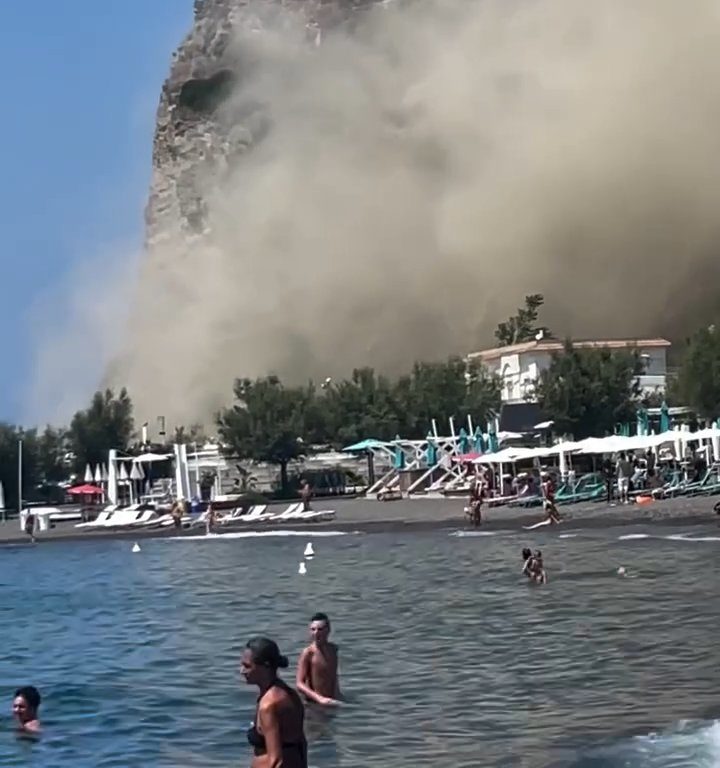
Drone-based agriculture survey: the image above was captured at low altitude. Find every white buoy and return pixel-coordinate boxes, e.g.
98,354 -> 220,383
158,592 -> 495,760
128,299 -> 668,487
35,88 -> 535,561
617,566 -> 626,576
132,542 -> 141,553
304,542 -> 314,558
298,561 -> 307,575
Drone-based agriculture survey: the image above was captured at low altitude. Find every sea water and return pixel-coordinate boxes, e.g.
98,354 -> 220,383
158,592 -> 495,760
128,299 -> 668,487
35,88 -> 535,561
0,522 -> 719,766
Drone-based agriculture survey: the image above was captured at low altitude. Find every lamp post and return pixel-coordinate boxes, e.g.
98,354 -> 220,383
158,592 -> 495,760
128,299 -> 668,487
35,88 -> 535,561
17,433 -> 23,520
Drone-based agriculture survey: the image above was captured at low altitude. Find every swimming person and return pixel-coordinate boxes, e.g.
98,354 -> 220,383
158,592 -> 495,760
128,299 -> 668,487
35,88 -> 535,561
521,548 -> 547,584
241,637 -> 308,768
296,613 -> 341,707
12,686 -> 41,734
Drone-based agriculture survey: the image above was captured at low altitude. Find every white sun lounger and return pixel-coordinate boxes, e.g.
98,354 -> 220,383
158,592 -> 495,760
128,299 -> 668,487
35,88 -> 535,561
75,506 -> 118,529
286,508 -> 336,522
266,503 -> 305,522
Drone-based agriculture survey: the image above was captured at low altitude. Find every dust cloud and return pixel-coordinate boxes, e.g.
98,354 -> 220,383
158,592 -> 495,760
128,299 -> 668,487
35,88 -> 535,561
110,0 -> 720,428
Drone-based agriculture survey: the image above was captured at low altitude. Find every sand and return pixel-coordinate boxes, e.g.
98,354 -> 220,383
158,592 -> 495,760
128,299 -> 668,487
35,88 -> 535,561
1,494 -> 717,546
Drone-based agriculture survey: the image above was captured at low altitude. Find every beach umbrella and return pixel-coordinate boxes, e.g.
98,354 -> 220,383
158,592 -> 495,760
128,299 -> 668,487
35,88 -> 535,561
393,440 -> 405,470
487,421 -> 499,454
84,464 -> 93,483
636,407 -> 649,437
0,480 -> 5,511
118,462 -> 129,482
67,484 -> 104,497
130,463 -> 143,481
473,427 -> 486,454
660,401 -> 671,433
426,434 -> 438,467
458,428 -> 470,454
101,464 -> 109,482
133,452 -> 171,463
94,464 -> 103,483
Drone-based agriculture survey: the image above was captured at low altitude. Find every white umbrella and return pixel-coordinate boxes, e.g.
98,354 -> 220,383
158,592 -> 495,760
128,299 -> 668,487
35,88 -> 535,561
133,452 -> 171,463
94,465 -> 103,483
84,464 -> 93,483
101,464 -> 109,482
130,463 -> 143,481
0,481 -> 5,510
119,463 -> 129,482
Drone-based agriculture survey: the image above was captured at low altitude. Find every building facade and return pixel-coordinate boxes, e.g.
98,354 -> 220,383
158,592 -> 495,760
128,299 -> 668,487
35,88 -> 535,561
466,338 -> 671,404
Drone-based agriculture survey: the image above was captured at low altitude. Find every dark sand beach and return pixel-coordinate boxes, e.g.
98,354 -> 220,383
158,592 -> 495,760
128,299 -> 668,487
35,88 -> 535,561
1,494 -> 717,545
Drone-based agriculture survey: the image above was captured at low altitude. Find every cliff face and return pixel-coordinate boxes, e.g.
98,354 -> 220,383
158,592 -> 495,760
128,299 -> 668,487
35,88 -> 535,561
146,0 -> 380,248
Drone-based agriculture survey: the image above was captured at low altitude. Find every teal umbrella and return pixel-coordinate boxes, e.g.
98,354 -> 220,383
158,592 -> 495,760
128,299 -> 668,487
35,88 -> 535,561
393,440 -> 405,469
473,426 -> 486,453
660,401 -> 671,432
636,407 -> 649,436
426,433 -> 438,467
458,427 -> 470,454
487,421 -> 499,453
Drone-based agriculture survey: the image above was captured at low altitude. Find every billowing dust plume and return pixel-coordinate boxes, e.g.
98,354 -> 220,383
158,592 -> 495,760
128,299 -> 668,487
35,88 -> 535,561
108,0 -> 720,427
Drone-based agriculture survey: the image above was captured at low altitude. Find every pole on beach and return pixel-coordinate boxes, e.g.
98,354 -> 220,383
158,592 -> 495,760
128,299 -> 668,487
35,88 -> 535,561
17,438 -> 23,520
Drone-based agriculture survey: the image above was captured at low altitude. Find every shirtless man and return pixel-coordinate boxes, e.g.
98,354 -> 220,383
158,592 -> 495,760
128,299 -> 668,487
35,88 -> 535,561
296,613 -> 341,707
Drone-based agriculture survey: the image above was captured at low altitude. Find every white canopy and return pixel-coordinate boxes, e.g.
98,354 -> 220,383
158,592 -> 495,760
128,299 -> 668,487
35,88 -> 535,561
133,452 -> 172,463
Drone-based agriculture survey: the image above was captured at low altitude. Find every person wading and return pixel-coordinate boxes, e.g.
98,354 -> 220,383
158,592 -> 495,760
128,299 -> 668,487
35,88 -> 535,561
296,613 -> 342,707
241,637 -> 308,768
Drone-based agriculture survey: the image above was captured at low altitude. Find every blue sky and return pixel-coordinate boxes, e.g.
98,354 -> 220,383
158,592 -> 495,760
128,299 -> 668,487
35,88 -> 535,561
0,1 -> 191,423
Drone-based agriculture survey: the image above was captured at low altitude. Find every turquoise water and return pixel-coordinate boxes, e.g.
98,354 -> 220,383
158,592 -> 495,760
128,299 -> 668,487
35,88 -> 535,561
1,523 -> 719,766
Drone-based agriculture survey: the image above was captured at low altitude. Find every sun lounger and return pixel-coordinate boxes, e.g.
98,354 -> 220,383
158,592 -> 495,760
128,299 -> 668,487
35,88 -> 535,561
267,503 -> 305,522
75,507 -> 118,529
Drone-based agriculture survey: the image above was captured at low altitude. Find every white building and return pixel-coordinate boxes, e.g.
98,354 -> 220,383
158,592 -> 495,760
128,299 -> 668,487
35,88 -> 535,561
466,338 -> 671,404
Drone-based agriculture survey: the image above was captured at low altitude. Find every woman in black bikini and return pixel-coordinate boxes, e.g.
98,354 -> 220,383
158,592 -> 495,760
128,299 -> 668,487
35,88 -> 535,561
241,637 -> 308,768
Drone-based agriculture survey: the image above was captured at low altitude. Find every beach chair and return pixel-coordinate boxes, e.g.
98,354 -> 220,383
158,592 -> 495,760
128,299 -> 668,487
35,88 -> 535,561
75,507 -> 118,529
267,503 -> 305,522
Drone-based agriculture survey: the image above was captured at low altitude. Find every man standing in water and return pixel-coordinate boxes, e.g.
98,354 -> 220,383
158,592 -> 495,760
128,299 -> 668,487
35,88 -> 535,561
296,613 -> 341,707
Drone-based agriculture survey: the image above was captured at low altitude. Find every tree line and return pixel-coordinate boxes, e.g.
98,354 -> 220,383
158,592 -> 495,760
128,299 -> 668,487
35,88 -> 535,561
2,295 -> 720,500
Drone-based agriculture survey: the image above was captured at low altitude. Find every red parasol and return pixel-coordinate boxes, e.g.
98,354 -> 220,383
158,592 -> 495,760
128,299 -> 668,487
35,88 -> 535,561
68,484 -> 104,496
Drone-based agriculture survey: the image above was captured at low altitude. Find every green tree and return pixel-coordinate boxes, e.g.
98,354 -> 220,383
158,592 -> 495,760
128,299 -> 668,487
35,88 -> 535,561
396,357 -> 501,437
68,388 -> 134,472
36,426 -> 68,484
495,294 -> 551,347
320,368 -> 405,447
672,325 -> 720,418
534,341 -> 644,438
217,376 -> 314,492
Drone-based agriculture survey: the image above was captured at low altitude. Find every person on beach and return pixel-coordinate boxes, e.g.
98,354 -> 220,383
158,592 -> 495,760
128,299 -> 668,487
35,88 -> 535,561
205,503 -> 216,535
300,481 -> 313,512
241,637 -> 308,768
296,613 -> 341,707
171,499 -> 183,530
541,473 -> 561,524
616,452 -> 633,504
12,686 -> 41,734
601,456 -> 614,504
24,512 -> 36,544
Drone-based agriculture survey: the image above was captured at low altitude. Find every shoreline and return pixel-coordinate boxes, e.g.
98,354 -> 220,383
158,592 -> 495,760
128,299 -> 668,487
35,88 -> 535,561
1,495 -> 718,546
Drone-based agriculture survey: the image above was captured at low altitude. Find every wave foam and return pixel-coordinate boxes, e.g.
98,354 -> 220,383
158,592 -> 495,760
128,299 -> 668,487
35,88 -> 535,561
170,530 -> 354,541
618,533 -> 650,540
449,530 -> 498,537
